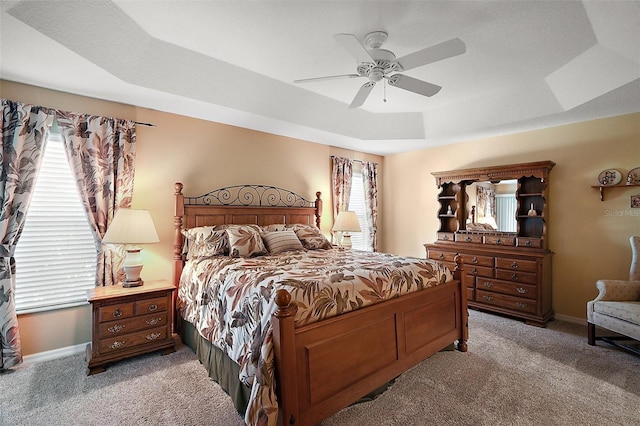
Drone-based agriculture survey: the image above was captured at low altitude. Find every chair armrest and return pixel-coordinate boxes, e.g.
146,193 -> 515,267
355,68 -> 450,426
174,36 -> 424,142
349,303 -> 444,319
593,280 -> 640,302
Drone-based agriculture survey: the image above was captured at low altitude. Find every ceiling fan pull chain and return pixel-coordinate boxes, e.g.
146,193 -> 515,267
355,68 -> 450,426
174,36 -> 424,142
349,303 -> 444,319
384,79 -> 387,103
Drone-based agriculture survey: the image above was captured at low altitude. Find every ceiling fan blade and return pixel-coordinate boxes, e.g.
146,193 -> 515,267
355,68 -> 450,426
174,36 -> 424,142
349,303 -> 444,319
395,38 -> 466,71
349,81 -> 376,108
387,74 -> 441,97
294,74 -> 361,83
334,33 -> 375,64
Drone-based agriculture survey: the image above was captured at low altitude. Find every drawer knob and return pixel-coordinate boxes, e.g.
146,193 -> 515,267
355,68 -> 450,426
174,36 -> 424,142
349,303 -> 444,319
512,274 -> 519,281
483,296 -> 493,302
516,287 -> 528,294
110,340 -> 125,349
107,324 -> 125,333
112,309 -> 123,318
525,240 -> 532,247
148,304 -> 158,312
439,253 -> 444,260
517,302 -> 528,308
472,257 -> 478,264
465,237 -> 472,242
496,239 -> 502,245
483,282 -> 493,288
146,332 -> 161,341
471,268 -> 478,275
146,317 -> 161,326
443,235 -> 449,241
511,262 -> 519,269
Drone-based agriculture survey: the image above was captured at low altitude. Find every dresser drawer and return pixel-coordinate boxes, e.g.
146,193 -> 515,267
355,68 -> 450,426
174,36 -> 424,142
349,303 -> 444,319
495,269 -> 537,285
484,235 -> 515,246
455,233 -> 483,244
463,253 -> 494,268
466,265 -> 493,278
135,297 -> 167,315
99,302 -> 134,322
99,327 -> 168,355
476,290 -> 536,314
437,232 -> 455,242
495,257 -> 537,273
476,278 -> 536,299
99,312 -> 168,338
516,237 -> 543,248
466,286 -> 475,301
427,250 -> 457,263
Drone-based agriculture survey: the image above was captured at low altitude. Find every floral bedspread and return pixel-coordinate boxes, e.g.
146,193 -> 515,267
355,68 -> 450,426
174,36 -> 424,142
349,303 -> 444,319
177,249 -> 452,426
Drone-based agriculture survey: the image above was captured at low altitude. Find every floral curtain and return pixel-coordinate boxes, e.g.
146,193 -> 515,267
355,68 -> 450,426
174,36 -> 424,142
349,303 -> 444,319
331,156 -> 353,243
362,161 -> 378,252
476,185 -> 496,226
56,112 -> 136,287
0,99 -> 55,369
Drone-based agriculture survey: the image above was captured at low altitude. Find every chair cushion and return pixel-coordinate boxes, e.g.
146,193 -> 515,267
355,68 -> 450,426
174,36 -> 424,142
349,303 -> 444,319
593,301 -> 640,326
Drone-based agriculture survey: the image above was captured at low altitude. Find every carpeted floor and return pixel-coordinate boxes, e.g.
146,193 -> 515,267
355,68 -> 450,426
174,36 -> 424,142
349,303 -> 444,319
1,310 -> 638,426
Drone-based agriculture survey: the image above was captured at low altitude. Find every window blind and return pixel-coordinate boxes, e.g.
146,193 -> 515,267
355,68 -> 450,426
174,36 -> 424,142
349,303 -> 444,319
14,132 -> 97,313
348,167 -> 371,251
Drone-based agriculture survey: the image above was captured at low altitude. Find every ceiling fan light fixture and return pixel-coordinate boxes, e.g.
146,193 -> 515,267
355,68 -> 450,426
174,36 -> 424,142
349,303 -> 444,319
369,69 -> 384,82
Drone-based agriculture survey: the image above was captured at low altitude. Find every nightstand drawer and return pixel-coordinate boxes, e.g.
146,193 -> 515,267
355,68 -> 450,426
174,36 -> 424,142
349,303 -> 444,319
99,312 -> 168,338
99,327 -> 168,354
135,297 -> 167,315
99,303 -> 135,322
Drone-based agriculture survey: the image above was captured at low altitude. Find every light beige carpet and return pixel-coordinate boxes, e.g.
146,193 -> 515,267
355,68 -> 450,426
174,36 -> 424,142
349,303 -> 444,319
1,310 -> 638,426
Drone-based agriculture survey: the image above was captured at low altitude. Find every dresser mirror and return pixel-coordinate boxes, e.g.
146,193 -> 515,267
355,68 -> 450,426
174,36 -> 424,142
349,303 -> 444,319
465,180 -> 517,233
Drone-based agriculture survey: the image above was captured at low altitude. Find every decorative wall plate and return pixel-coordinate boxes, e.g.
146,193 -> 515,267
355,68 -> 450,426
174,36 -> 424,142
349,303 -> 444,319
627,167 -> 640,185
597,169 -> 622,186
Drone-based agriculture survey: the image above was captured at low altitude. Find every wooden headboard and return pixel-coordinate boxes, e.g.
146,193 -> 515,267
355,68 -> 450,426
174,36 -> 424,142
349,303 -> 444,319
173,182 -> 323,289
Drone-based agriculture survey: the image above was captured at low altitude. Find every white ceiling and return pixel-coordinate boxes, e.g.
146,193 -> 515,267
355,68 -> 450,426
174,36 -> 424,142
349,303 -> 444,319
1,0 -> 639,155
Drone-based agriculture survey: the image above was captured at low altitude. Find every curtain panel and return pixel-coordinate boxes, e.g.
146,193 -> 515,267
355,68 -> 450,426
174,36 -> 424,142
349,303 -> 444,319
56,112 -> 137,287
0,99 -> 55,370
362,161 -> 379,252
331,156 -> 353,243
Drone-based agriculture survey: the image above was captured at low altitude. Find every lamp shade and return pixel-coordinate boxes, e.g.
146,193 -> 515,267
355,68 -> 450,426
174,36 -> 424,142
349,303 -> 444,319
103,208 -> 160,244
332,211 -> 361,233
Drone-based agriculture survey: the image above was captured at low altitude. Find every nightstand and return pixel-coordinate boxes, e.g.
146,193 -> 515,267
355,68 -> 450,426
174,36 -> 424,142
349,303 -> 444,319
85,279 -> 176,375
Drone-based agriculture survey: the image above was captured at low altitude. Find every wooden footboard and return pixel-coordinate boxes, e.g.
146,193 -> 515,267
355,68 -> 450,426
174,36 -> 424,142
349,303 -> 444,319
272,262 -> 467,426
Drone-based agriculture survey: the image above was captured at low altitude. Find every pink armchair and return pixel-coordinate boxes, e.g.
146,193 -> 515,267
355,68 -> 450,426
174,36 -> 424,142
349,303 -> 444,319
587,236 -> 640,355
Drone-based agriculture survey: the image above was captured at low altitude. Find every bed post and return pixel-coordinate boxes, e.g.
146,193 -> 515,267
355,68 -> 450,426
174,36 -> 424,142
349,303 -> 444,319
453,254 -> 469,352
271,289 -> 299,425
314,192 -> 322,229
173,182 -> 185,332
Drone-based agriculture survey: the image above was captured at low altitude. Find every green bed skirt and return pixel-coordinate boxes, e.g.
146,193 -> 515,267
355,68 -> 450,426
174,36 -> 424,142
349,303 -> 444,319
179,317 -> 251,417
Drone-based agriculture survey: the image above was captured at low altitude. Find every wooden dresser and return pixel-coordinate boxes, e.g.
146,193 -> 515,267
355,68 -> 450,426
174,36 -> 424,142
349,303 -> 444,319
426,161 -> 555,327
86,279 -> 176,375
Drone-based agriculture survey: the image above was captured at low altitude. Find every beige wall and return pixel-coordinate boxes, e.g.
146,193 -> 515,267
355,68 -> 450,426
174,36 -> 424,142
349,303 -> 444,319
1,80 -> 381,355
382,113 -> 640,320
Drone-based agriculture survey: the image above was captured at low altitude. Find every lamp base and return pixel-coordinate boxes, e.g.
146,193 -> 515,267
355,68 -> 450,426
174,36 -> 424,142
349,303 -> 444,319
123,278 -> 144,288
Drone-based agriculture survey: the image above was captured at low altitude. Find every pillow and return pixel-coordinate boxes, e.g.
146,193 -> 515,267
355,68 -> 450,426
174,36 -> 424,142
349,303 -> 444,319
262,224 -> 287,232
226,226 -> 268,257
262,230 -> 304,254
181,227 -> 228,258
286,224 -> 332,250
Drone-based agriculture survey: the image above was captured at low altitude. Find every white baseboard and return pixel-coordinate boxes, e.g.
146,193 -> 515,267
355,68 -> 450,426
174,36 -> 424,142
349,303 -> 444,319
23,342 -> 88,365
554,313 -> 586,325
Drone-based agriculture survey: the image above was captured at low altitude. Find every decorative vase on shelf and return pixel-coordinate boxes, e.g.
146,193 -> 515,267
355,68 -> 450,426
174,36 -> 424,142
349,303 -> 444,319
527,203 -> 537,216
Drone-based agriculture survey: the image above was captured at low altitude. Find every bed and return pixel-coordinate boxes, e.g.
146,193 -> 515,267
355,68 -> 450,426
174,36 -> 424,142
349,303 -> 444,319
172,183 -> 468,426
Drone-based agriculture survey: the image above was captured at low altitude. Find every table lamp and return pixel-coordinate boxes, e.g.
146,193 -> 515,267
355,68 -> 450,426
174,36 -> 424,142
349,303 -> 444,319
102,208 -> 160,287
332,211 -> 361,249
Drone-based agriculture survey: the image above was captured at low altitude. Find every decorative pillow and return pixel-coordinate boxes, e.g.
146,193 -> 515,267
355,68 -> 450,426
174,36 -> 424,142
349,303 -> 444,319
262,230 -> 304,254
181,227 -> 228,258
226,226 -> 268,257
262,224 -> 287,232
286,224 -> 332,250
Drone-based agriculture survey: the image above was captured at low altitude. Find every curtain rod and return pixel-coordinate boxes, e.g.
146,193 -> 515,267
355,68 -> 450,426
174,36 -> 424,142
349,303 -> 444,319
331,155 -> 378,165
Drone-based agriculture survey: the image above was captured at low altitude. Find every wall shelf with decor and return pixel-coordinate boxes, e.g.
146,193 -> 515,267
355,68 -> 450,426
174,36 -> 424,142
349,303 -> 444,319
591,183 -> 640,201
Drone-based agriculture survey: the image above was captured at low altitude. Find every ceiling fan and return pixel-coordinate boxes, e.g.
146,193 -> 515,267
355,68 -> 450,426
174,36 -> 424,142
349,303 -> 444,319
294,31 -> 466,109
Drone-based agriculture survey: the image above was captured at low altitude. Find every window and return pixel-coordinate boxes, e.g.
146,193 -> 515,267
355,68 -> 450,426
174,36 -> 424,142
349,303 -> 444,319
348,165 -> 371,251
14,130 -> 97,313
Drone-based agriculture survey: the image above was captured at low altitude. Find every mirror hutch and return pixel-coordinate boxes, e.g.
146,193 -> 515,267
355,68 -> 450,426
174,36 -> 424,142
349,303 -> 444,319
424,161 -> 555,327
